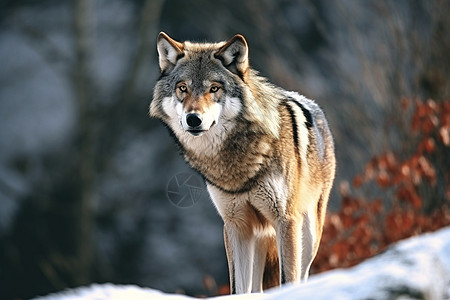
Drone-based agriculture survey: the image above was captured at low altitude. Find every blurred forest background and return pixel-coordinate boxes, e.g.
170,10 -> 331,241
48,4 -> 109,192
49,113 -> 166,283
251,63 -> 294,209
0,0 -> 449,299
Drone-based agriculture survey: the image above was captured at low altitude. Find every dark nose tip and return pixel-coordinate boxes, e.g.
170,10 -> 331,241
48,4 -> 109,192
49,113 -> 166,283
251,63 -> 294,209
186,113 -> 202,127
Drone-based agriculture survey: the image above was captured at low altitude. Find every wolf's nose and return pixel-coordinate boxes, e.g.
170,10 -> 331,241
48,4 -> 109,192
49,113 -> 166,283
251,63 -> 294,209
186,113 -> 202,127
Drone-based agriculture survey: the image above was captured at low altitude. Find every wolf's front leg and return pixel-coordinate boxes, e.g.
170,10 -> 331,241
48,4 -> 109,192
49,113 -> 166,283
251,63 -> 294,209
276,217 -> 302,284
223,223 -> 255,294
251,235 -> 269,292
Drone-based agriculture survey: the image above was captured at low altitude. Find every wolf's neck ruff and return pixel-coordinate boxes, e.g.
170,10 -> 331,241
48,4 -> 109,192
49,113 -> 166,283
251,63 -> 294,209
149,32 -> 336,294
184,117 -> 276,194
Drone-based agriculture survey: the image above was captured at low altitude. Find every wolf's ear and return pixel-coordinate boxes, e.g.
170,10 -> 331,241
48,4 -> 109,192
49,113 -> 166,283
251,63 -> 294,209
157,32 -> 184,73
214,34 -> 249,80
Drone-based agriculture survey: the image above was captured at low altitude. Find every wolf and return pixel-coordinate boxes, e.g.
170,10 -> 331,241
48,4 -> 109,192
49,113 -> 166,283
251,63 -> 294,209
149,32 -> 336,294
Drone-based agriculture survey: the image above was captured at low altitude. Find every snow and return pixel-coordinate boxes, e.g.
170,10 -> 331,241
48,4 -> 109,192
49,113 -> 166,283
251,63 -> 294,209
32,226 -> 450,300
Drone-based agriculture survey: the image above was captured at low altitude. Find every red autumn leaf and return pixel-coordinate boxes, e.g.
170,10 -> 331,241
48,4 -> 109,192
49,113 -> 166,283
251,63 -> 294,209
376,170 -> 390,188
418,156 -> 437,184
424,137 -> 435,153
342,214 -> 355,229
332,241 -> 350,260
370,198 -> 383,214
425,99 -> 438,112
354,244 -> 369,258
439,126 -> 450,146
385,152 -> 397,171
416,101 -> 427,117
440,107 -> 450,127
356,213 -> 370,226
353,174 -> 365,188
421,115 -> 439,134
411,193 -> 422,209
412,113 -> 421,132
402,211 -> 414,231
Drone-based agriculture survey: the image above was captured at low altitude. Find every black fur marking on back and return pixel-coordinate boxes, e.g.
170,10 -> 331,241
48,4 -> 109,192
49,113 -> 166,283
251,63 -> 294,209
282,102 -> 300,151
288,98 -> 313,128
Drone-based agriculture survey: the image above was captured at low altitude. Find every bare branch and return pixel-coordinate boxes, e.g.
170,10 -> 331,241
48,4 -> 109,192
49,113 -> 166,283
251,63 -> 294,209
122,0 -> 165,100
73,0 -> 96,285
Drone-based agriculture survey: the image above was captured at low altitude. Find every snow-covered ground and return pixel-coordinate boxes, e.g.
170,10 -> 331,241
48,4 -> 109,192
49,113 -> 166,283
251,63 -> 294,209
33,226 -> 450,300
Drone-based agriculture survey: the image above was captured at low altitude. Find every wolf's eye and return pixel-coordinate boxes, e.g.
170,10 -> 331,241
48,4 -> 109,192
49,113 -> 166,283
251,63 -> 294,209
210,86 -> 220,93
179,85 -> 187,93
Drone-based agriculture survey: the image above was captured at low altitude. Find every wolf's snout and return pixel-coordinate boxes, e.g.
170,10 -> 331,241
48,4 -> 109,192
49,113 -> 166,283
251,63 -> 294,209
186,113 -> 202,128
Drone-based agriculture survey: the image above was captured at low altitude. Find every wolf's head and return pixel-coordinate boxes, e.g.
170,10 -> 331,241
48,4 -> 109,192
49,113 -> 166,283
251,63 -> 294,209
150,32 -> 250,143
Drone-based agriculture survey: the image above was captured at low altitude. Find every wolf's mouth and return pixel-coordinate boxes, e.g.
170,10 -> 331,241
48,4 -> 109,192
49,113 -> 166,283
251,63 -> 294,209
187,129 -> 206,136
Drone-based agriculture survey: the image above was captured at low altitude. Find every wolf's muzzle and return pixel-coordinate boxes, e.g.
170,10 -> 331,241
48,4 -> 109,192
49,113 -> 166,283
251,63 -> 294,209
186,113 -> 202,127
186,113 -> 205,136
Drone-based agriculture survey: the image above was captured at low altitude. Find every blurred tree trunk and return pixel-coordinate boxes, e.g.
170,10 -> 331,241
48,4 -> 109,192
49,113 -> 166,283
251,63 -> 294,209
73,0 -> 95,285
69,0 -> 166,285
122,0 -> 165,100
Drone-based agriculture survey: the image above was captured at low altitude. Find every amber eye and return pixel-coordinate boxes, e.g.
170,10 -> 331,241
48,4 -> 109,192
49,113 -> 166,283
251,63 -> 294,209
210,86 -> 220,93
179,85 -> 187,92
